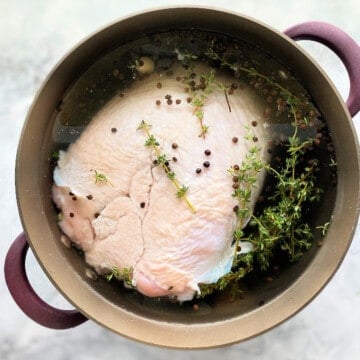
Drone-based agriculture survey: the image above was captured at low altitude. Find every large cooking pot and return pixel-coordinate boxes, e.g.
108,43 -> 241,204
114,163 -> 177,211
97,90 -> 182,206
5,7 -> 360,348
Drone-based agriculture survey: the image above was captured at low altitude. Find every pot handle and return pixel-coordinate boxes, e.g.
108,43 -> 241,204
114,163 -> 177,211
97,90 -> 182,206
284,21 -> 360,117
4,232 -> 88,329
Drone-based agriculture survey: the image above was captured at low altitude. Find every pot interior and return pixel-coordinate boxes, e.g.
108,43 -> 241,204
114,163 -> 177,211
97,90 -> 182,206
16,7 -> 360,347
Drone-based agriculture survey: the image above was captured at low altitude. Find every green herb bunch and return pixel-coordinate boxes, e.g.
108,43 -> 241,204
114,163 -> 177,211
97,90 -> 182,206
199,122 -> 328,298
248,126 -> 322,270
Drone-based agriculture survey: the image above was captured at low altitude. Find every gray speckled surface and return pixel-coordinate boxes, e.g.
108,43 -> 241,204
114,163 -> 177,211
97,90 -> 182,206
1,1 -> 359,359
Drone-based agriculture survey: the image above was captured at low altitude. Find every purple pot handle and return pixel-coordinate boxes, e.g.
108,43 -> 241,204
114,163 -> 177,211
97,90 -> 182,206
285,21 -> 360,117
4,233 -> 88,329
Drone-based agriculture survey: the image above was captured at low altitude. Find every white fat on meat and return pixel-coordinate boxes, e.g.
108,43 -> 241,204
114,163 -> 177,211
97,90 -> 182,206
52,64 -> 269,301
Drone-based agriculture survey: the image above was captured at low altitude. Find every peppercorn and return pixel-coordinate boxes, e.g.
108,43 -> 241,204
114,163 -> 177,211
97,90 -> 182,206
233,164 -> 240,170
175,99 -> 181,105
232,137 -> 238,143
196,168 -> 201,174
204,149 -> 211,156
156,82 -> 162,89
111,127 -> 117,133
203,161 -> 210,168
156,100 -> 161,106
86,195 -> 93,200
172,143 -> 178,149
140,202 -> 146,208
69,212 -> 74,218
172,157 -> 177,162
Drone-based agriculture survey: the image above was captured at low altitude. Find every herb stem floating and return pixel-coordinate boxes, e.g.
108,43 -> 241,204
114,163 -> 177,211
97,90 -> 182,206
137,120 -> 196,213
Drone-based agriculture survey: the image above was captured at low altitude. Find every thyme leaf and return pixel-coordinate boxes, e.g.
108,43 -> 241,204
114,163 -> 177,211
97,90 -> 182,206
94,170 -> 113,186
105,266 -> 134,287
175,185 -> 188,198
316,221 -> 331,237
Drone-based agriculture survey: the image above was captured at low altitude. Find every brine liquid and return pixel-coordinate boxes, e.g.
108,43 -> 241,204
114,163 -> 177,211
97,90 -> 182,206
50,29 -> 337,303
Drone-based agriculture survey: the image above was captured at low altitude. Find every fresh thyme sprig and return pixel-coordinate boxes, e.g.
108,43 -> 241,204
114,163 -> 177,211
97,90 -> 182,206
137,120 -> 196,213
199,119 -> 331,298
184,69 -> 216,138
94,169 -> 113,186
229,126 -> 264,260
105,266 -> 134,287
247,130 -> 322,267
182,66 -> 233,138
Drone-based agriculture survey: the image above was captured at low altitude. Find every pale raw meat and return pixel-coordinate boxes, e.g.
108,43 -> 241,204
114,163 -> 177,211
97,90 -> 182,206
53,64 -> 269,301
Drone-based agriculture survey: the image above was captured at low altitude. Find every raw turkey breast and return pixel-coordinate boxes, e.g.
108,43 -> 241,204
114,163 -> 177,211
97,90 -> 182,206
52,64 -> 269,301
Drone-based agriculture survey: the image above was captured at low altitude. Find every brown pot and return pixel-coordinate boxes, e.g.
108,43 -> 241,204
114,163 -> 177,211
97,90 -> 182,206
5,7 -> 360,348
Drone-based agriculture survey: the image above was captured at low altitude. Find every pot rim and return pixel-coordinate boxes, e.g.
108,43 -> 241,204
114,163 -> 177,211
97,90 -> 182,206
15,6 -> 360,348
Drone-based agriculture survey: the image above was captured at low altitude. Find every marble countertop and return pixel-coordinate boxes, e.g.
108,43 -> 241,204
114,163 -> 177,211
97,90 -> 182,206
1,1 -> 359,359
